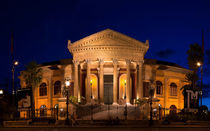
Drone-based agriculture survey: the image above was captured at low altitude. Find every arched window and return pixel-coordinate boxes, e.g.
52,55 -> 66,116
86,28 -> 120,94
54,81 -> 61,95
170,83 -> 177,96
39,83 -> 47,96
156,81 -> 163,95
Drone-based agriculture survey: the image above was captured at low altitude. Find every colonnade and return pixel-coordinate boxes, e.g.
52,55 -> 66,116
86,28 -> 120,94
73,59 -> 144,104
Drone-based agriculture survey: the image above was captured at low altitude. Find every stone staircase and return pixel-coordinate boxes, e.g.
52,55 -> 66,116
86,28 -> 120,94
75,104 -> 142,120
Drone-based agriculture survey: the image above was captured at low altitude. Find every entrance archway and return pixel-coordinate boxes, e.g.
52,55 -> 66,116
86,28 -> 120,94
169,105 -> 177,115
90,74 -> 98,100
119,74 -> 127,100
104,75 -> 113,104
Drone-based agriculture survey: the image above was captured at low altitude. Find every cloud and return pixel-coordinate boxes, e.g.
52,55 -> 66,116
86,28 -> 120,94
156,49 -> 175,58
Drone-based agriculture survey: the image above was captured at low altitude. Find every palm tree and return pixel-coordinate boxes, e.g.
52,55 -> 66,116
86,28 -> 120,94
187,43 -> 203,90
23,61 -> 42,117
181,72 -> 199,109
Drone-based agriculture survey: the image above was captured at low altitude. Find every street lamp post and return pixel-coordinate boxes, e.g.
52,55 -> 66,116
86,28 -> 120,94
90,80 -> 93,121
197,62 -> 203,106
124,80 -> 127,121
149,82 -> 155,125
65,80 -> 70,125
12,60 -> 18,104
159,104 -> 161,120
149,98 -> 153,124
12,60 -> 18,119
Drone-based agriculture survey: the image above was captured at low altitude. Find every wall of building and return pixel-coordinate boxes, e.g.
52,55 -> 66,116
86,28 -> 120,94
19,61 -> 188,118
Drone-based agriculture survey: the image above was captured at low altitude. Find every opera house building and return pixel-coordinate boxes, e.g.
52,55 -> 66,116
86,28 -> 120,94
18,29 -> 189,119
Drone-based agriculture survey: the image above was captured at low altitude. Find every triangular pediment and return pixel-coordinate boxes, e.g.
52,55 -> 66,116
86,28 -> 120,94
68,29 -> 149,62
69,29 -> 149,49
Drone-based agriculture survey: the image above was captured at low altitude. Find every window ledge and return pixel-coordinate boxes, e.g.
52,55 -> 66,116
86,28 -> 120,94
168,96 -> 178,99
156,95 -> 164,98
39,96 -> 48,99
53,94 -> 61,98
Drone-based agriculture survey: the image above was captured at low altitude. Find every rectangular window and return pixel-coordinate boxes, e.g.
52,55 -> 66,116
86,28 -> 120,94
170,87 -> 177,96
143,82 -> 149,97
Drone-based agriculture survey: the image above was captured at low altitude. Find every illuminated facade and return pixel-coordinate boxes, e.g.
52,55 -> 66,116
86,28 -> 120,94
19,29 -> 189,119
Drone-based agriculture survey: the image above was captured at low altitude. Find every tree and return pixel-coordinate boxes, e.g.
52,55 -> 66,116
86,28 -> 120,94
187,43 -> 203,90
181,72 -> 199,109
181,43 -> 203,109
23,61 -> 42,117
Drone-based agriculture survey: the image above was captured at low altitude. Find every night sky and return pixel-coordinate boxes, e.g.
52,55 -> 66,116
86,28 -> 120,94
1,0 -> 210,106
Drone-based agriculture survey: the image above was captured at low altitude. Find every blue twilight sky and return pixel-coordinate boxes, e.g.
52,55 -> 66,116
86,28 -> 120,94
0,0 -> 210,106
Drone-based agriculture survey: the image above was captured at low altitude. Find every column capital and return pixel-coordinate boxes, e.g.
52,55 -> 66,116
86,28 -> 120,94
125,59 -> 131,65
98,59 -> 104,65
112,59 -> 118,65
85,59 -> 92,65
136,60 -> 144,65
73,60 -> 79,65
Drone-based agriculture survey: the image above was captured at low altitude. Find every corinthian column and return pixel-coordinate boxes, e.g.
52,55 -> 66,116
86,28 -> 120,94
99,59 -> 104,103
137,61 -> 143,99
164,78 -> 168,109
178,80 -> 182,109
113,59 -> 118,104
48,79 -> 52,109
126,60 -> 131,104
86,60 -> 91,103
73,60 -> 79,100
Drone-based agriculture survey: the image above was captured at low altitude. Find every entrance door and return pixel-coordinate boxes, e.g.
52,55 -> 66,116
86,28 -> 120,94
104,75 -> 113,104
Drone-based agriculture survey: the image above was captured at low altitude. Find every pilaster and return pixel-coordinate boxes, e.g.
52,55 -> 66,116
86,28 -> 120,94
113,59 -> 118,104
73,60 -> 79,101
178,80 -> 182,110
164,78 -> 168,109
137,60 -> 143,99
126,59 -> 131,104
99,59 -> 104,103
86,59 -> 91,103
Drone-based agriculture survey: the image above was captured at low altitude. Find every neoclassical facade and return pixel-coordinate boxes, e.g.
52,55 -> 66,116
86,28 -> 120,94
19,29 -> 189,119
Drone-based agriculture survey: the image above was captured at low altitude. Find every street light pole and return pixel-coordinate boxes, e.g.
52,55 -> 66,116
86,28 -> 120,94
12,61 -> 18,107
149,81 -> 155,125
200,64 -> 203,106
124,80 -> 127,121
11,60 -> 18,119
65,80 -> 70,125
90,80 -> 93,121
159,104 -> 161,120
197,62 -> 203,106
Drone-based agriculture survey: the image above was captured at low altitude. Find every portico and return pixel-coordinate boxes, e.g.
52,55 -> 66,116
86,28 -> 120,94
68,29 -> 149,104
